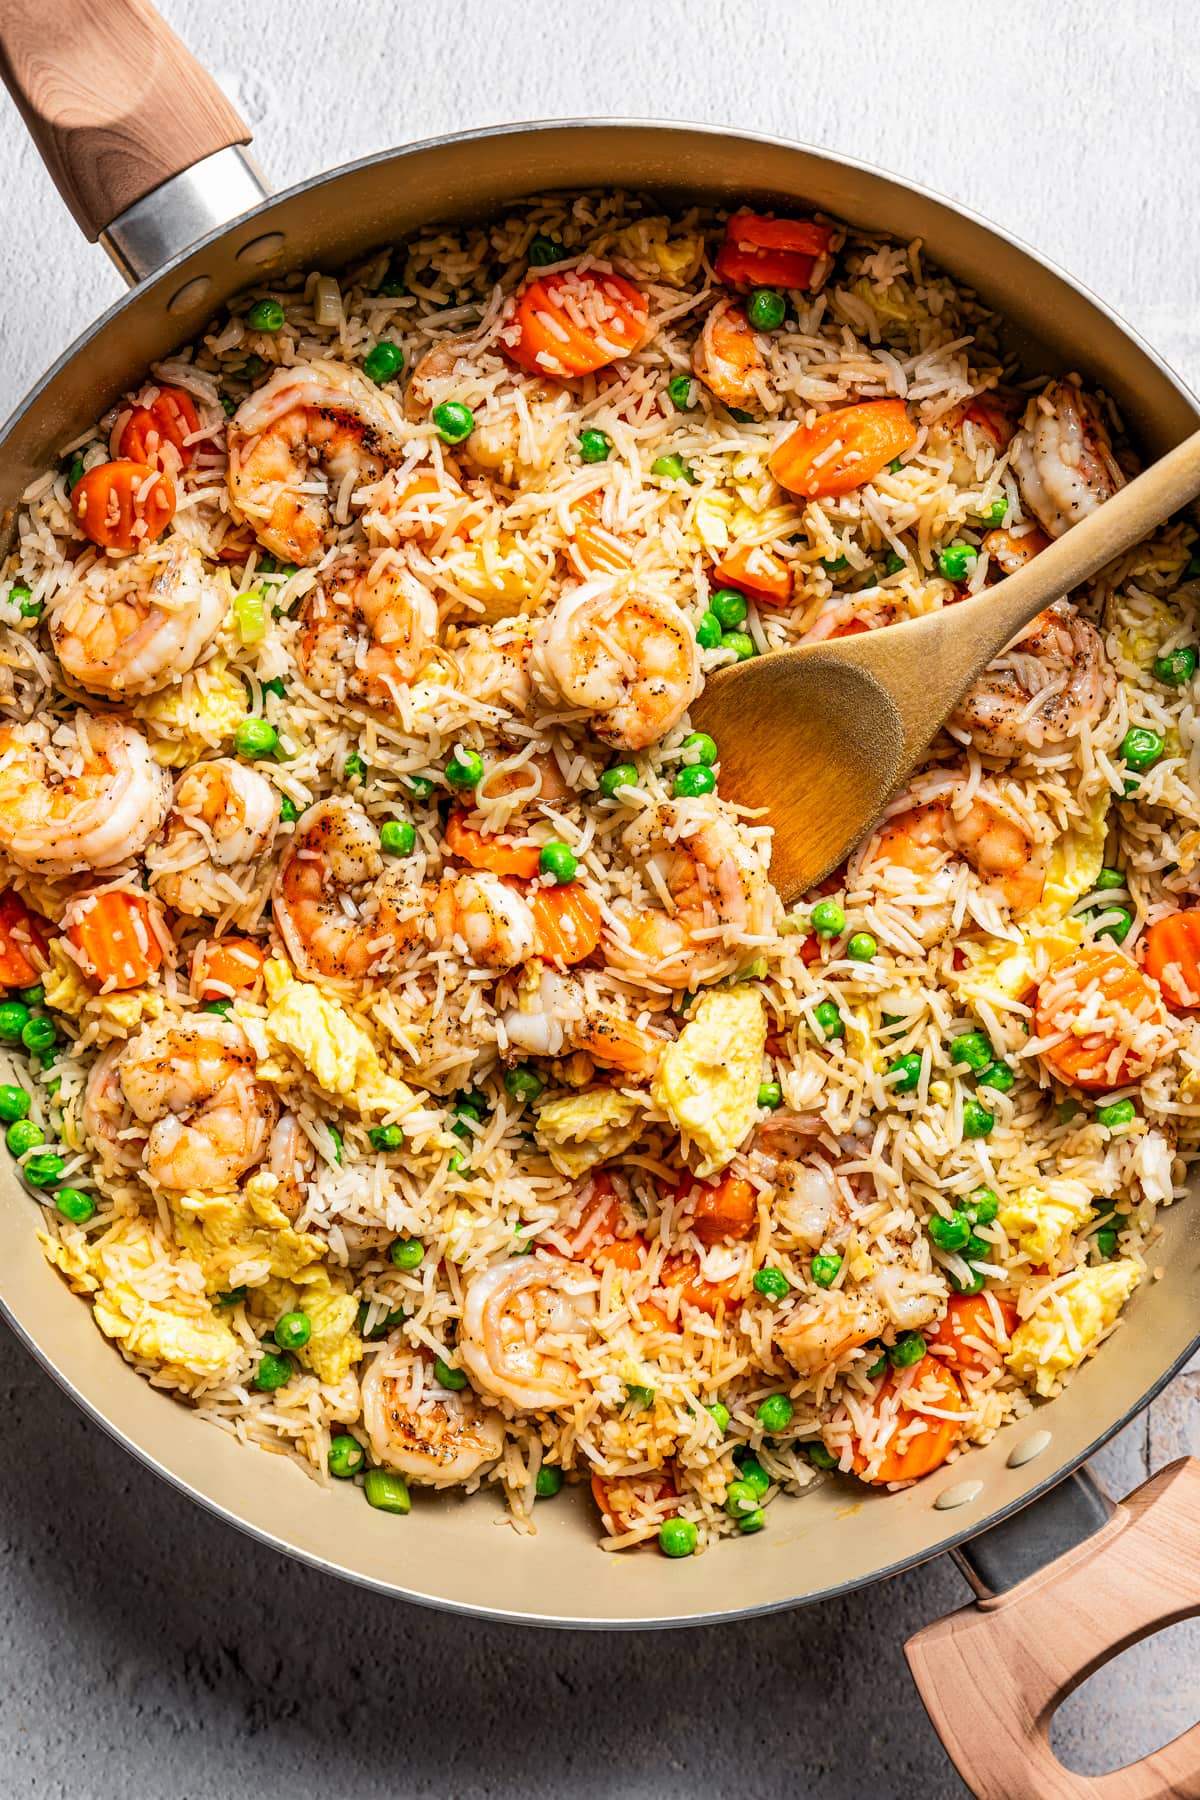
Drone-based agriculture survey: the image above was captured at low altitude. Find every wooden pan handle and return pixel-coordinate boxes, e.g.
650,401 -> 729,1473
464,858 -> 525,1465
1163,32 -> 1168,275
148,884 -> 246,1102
0,0 -> 250,239
906,1458 -> 1200,1799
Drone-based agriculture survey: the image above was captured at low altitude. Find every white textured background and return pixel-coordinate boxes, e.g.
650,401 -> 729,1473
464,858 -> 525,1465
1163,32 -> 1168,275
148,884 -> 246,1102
1,3 -> 1198,1795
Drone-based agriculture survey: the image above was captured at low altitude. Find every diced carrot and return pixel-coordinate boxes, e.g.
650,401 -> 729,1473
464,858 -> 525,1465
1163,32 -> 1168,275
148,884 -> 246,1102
0,892 -> 50,987
852,1362 -> 964,1484
567,1175 -> 649,1271
1034,944 -> 1172,1091
66,890 -> 165,990
1143,911 -> 1200,1009
660,1253 -> 741,1316
712,542 -> 793,606
570,492 -> 634,575
444,811 -> 541,880
829,617 -> 870,638
714,212 -> 833,290
383,471 -> 478,542
983,527 -> 1052,577
116,385 -> 201,469
527,882 -> 602,964
962,392 -> 1020,447
194,936 -> 268,1000
770,400 -> 917,501
507,269 -> 649,380
591,1471 -> 676,1536
685,1174 -> 757,1246
72,460 -> 176,553
925,1294 -> 1019,1379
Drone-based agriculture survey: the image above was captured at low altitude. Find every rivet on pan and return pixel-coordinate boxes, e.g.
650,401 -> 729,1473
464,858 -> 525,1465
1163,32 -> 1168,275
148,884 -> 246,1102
237,232 -> 286,267
933,1479 -> 983,1512
1006,1429 -> 1053,1470
167,276 -> 215,316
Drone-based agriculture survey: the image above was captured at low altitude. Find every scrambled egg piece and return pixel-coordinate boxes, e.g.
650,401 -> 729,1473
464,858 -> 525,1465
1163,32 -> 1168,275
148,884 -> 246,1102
41,1215 -> 242,1390
136,658 -> 248,767
651,987 -> 766,1177
42,938 -> 165,1033
443,536 -> 543,621
262,1267 -> 362,1384
613,217 -> 703,287
167,1170 -> 326,1294
997,1179 -> 1095,1272
263,959 -> 417,1115
535,1088 -> 642,1177
1007,1260 -> 1141,1397
693,491 -> 735,554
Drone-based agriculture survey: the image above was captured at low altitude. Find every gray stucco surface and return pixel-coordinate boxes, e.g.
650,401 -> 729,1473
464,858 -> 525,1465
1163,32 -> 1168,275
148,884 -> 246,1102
0,3 -> 1197,1793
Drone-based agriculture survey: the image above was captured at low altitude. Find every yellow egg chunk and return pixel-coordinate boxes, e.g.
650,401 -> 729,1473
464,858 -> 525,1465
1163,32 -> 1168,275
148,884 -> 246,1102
535,1088 -> 642,1177
1006,1261 -> 1141,1397
263,959 -> 416,1115
651,987 -> 766,1177
261,1267 -> 362,1384
135,656 -> 248,767
167,1170 -> 326,1295
997,1179 -> 1096,1272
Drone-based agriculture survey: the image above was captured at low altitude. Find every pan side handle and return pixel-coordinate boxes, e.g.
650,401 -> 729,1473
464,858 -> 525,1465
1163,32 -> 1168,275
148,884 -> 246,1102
0,0 -> 266,274
905,1458 -> 1200,1799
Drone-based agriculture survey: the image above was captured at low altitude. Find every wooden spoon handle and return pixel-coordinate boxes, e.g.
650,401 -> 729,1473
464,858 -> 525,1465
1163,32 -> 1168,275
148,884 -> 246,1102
905,1458 -> 1200,1799
0,0 -> 250,239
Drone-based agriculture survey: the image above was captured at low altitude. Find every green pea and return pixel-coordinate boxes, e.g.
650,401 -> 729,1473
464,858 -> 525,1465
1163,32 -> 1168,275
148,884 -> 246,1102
810,1253 -> 842,1289
326,1123 -> 343,1165
739,1457 -> 769,1498
651,453 -> 696,484
625,1383 -> 655,1411
947,1265 -> 986,1296
1091,905 -> 1133,946
696,611 -> 723,650
578,429 -> 612,464
23,1151 -> 64,1188
18,985 -> 44,1008
888,456 -> 905,474
404,774 -> 435,801
981,497 -> 1008,525
356,1300 -> 404,1341
964,1232 -> 991,1262
1095,867 -> 1125,892
234,718 -> 278,760
757,1081 -> 783,1110
279,794 -> 300,825
376,255 -> 407,296
246,298 -> 286,333
673,765 -> 716,799
888,1052 -> 924,1094
0,1085 -> 29,1124
456,1091 -> 487,1118
937,543 -> 977,582
66,455 -> 86,493
756,1393 -> 794,1434
434,1356 -> 468,1391
240,354 -> 267,381
681,731 -> 718,767
968,1188 -> 999,1225
217,1287 -> 247,1309
363,1469 -> 411,1514
55,1186 -> 96,1224
253,1349 -> 293,1392
8,581 -> 31,609
274,1310 -> 312,1350
846,932 -> 877,962
977,1062 -> 1016,1094
504,1065 -> 545,1104
1096,1098 -> 1137,1131
753,1267 -> 791,1301
821,555 -> 849,574
658,1517 -> 698,1558
18,595 -> 41,619
535,1465 -> 564,1498
812,1000 -> 843,1041
724,1479 -> 761,1519
432,401 -> 475,445
1094,1220 -> 1126,1258
328,1434 -> 366,1479
710,588 -> 749,630
5,1118 -> 42,1157
1152,645 -> 1197,687
728,407 -> 757,423
363,340 -> 404,384
952,1030 -> 994,1072
0,1000 -> 30,1042
380,818 -> 416,857
599,762 -> 638,797
721,629 -> 757,661
806,1442 -> 839,1470
888,1331 -> 927,1370
883,551 -> 906,575
865,1349 -> 888,1377
1120,727 -> 1164,771
528,233 -> 563,266
539,840 -> 579,883
367,1126 -> 404,1161
810,900 -> 845,937
747,287 -> 786,331
667,374 -> 696,411
390,1238 -> 424,1270
20,1017 -> 56,1054
962,1098 -> 995,1139
707,1401 -> 731,1435
445,749 -> 484,789
737,1506 -> 767,1534
929,1210 -> 972,1252
343,751 -> 366,784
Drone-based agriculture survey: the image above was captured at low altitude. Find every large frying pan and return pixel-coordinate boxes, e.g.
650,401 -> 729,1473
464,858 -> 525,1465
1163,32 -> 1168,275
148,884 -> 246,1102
2,5 -> 1199,1793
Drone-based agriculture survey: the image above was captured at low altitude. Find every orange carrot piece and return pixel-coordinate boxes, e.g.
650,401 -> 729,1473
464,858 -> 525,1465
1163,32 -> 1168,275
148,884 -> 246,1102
1034,943 -> 1171,1091
961,392 -> 1020,447
117,386 -> 201,469
769,400 -> 917,501
660,1253 -> 741,1316
507,269 -> 649,380
444,812 -> 541,880
384,471 -> 478,542
591,1472 -> 676,1536
685,1174 -> 757,1246
570,492 -> 634,574
66,891 -> 164,990
527,883 -> 602,965
714,212 -> 832,289
712,542 -> 793,606
1143,911 -> 1200,1009
0,892 -> 50,988
72,460 -> 176,552
194,936 -> 268,1000
567,1174 -> 649,1271
925,1294 -> 1019,1379
852,1362 -> 964,1484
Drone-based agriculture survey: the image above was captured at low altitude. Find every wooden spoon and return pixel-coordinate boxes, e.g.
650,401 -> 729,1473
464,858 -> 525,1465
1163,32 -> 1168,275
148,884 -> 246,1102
689,423 -> 1200,904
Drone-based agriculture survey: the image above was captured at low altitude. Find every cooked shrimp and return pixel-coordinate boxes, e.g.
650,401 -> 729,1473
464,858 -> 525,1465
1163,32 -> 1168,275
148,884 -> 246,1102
458,1256 -> 597,1412
774,1288 -> 888,1377
147,758 -> 277,919
531,578 -> 700,751
454,620 -> 536,718
266,1111 -> 315,1220
48,542 -> 227,699
692,299 -> 767,411
94,1015 -> 278,1191
404,337 -> 566,479
297,554 -> 436,704
500,969 -> 666,1079
1009,379 -> 1125,538
982,525 -> 1051,575
867,785 -> 1047,915
0,716 -> 170,876
362,1336 -> 505,1483
607,797 -> 773,989
431,870 -> 537,969
227,359 -> 405,564
950,606 -> 1113,754
273,798 -> 422,983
